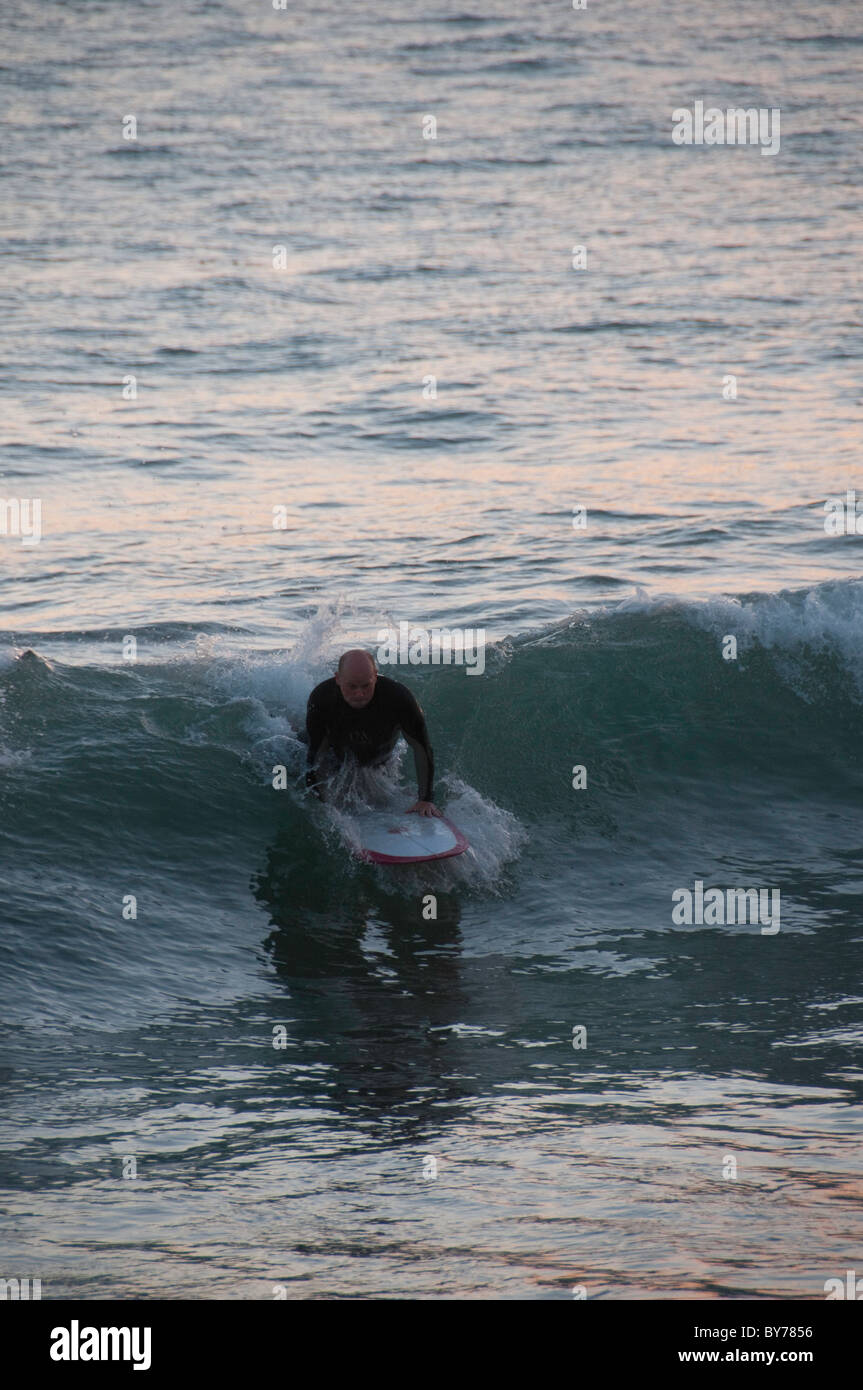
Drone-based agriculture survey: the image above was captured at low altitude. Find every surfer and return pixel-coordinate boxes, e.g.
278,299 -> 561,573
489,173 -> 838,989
305,649 -> 440,816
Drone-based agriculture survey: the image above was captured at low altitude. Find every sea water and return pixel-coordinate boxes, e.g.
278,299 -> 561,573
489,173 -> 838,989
1,0 -> 861,1298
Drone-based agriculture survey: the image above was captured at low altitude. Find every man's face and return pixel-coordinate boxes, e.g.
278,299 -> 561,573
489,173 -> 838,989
335,662 -> 377,709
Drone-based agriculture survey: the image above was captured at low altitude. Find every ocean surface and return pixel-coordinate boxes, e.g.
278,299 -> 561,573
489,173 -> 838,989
1,0 -> 862,1298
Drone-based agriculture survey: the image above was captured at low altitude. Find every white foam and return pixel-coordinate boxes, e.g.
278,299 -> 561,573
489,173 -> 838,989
686,582 -> 863,698
0,745 -> 33,768
430,776 -> 527,890
616,580 -> 863,699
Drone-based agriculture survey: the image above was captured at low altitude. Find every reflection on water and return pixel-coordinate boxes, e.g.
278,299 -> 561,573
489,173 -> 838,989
258,825 -> 470,1124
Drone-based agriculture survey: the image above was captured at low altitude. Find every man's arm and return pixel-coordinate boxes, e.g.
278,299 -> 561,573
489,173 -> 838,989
398,689 -> 438,815
305,689 -> 330,796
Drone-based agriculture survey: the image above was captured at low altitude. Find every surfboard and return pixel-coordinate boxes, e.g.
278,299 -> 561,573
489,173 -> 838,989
352,811 -> 469,865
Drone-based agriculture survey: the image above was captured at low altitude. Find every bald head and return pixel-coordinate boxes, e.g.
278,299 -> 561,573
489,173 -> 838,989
334,649 -> 377,708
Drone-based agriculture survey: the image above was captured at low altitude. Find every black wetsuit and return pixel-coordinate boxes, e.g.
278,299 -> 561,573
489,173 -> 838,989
305,675 -> 434,801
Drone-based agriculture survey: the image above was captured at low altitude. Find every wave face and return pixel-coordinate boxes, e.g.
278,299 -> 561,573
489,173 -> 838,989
2,579 -> 862,1031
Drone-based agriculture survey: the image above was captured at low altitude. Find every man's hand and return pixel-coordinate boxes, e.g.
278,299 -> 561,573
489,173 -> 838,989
407,800 -> 440,818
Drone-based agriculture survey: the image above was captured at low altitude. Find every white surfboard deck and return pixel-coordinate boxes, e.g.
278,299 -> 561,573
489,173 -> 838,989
350,811 -> 469,864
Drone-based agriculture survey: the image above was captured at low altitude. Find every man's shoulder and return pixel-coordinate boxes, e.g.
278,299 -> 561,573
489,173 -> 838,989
377,675 -> 422,711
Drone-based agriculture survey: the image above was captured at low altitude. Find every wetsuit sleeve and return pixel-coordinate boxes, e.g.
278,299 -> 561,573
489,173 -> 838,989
305,689 -> 329,788
398,690 -> 434,802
